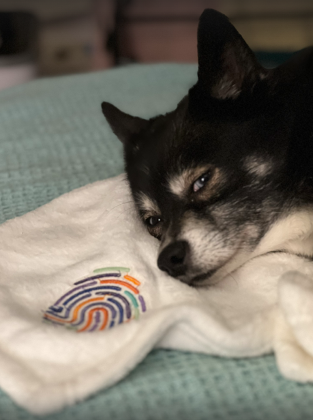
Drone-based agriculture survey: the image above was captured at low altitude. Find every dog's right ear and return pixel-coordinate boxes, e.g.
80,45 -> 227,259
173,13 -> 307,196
193,9 -> 265,102
101,102 -> 148,145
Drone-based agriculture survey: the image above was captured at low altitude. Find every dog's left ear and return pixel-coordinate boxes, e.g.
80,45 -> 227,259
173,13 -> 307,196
101,102 -> 148,145
193,9 -> 266,101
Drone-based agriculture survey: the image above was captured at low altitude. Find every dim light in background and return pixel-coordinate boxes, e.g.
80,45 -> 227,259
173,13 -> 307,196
0,62 -> 37,90
0,0 -> 312,90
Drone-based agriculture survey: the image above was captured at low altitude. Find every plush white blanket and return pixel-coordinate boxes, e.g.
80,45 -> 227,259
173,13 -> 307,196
0,174 -> 312,415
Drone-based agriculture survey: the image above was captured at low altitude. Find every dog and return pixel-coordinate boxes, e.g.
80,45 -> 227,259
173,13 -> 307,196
101,9 -> 313,287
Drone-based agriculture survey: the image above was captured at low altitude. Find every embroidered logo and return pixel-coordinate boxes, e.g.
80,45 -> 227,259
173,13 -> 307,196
43,267 -> 146,332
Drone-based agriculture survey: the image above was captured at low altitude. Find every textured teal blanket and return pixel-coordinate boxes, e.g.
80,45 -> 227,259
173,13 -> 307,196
0,64 -> 312,420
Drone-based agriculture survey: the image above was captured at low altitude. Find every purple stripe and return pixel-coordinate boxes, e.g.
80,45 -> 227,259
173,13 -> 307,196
54,281 -> 97,305
74,273 -> 121,285
138,295 -> 146,312
89,311 -> 101,332
107,298 -> 124,323
63,285 -> 121,305
46,293 -> 92,320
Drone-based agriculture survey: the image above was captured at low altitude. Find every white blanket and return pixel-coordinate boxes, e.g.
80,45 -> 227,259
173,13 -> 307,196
0,174 -> 312,415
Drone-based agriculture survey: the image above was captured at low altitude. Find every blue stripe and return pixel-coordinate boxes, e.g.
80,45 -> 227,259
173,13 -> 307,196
63,285 -> 121,305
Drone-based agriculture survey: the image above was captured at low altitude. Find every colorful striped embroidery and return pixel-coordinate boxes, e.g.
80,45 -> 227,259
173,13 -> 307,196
43,267 -> 146,332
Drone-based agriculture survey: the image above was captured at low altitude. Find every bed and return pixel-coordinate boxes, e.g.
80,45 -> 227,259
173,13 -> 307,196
0,63 -> 312,420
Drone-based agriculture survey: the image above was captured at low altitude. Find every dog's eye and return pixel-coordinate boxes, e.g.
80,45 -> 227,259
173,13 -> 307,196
145,216 -> 162,227
193,173 -> 211,192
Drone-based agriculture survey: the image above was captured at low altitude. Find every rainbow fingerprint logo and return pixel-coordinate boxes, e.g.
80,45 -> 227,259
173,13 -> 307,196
43,267 -> 146,332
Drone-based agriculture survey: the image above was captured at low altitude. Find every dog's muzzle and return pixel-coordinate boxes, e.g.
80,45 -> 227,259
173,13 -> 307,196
157,240 -> 190,280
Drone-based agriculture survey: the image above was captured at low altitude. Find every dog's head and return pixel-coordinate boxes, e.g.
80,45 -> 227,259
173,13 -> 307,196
102,10 -> 312,285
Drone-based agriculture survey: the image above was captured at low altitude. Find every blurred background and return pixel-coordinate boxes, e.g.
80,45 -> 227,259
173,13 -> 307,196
0,0 -> 312,90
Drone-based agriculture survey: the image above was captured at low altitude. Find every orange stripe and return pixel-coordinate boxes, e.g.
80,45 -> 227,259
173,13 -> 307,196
124,274 -> 141,286
44,297 -> 104,325
44,313 -> 74,324
100,280 -> 139,294
78,307 -> 108,332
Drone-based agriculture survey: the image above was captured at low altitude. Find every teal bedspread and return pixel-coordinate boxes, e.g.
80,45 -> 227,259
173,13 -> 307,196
0,64 -> 312,420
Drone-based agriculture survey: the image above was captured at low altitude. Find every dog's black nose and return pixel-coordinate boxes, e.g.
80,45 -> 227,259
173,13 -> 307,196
157,241 -> 189,277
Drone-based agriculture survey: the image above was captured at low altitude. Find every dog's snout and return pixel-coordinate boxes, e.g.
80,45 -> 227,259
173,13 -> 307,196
157,241 -> 189,277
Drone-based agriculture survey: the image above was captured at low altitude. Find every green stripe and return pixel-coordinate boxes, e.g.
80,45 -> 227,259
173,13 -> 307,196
134,308 -> 139,320
93,266 -> 130,274
124,290 -> 139,309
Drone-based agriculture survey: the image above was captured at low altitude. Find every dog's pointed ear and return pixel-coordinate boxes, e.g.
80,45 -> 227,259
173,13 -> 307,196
195,9 -> 265,100
101,102 -> 148,145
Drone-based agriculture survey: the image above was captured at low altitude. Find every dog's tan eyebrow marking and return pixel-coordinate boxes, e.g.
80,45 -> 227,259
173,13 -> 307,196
243,156 -> 274,177
168,166 -> 216,198
168,172 -> 188,197
136,192 -> 160,214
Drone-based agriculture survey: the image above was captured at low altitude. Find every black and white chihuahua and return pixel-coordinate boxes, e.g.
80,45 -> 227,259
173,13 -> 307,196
102,9 -> 313,286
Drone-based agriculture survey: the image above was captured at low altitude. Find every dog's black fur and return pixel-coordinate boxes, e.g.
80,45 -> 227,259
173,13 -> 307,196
102,10 -> 313,286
